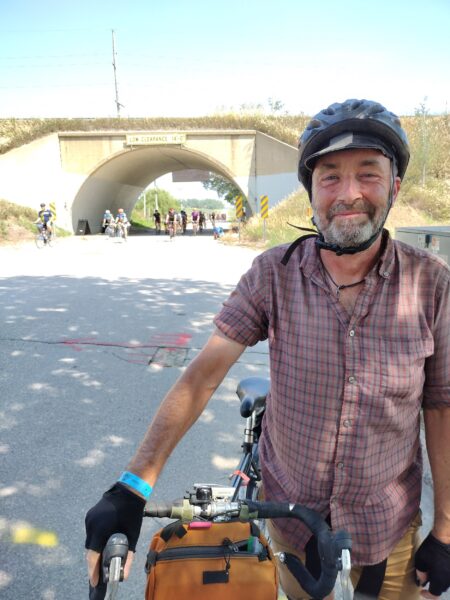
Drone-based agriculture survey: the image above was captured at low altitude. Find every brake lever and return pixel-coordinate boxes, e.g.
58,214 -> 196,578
104,556 -> 122,600
102,533 -> 129,600
339,548 -> 352,600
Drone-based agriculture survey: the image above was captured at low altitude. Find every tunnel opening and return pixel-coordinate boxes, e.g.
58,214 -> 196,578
71,145 -> 247,235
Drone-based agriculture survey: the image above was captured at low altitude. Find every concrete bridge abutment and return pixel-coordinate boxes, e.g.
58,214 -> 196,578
0,129 -> 300,233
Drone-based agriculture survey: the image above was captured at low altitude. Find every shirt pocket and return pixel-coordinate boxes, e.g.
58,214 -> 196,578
380,337 -> 434,401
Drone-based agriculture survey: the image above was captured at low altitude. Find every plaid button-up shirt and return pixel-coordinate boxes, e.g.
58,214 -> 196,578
214,233 -> 450,564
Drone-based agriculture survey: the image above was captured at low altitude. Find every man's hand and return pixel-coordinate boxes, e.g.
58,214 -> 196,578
85,483 -> 145,587
415,533 -> 450,598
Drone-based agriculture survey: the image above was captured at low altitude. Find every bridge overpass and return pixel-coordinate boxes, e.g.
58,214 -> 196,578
0,129 -> 300,233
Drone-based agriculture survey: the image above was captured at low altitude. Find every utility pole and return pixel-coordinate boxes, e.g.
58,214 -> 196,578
111,29 -> 124,118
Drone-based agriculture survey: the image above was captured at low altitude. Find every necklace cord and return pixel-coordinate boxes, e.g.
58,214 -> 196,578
321,263 -> 366,298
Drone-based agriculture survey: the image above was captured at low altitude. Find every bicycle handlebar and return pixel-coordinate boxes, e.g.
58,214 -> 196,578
245,500 -> 352,599
143,498 -> 352,599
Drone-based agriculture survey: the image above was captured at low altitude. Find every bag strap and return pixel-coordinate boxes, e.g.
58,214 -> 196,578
160,520 -> 187,542
353,559 -> 387,599
250,521 -> 261,537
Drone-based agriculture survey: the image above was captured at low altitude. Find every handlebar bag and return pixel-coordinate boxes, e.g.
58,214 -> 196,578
145,520 -> 278,599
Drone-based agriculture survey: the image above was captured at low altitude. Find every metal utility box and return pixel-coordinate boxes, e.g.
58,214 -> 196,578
395,226 -> 450,265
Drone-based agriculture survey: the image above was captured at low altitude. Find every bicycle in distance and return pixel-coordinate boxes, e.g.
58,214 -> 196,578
35,224 -> 54,249
165,209 -> 177,240
92,377 -> 352,600
115,222 -> 129,242
104,221 -> 116,239
167,220 -> 176,240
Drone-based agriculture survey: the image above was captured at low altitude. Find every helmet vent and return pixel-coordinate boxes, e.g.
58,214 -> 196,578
322,107 -> 335,116
368,103 -> 384,115
350,100 -> 362,110
307,119 -> 322,130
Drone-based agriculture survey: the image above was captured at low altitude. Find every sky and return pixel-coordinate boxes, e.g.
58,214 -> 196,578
1,0 -> 449,120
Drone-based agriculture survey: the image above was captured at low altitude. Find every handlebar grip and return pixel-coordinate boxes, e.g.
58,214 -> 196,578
246,501 -> 329,537
245,501 -> 352,599
144,501 -> 174,518
102,533 -> 128,579
88,533 -> 129,600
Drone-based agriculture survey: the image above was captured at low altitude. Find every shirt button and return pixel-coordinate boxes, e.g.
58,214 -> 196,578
348,376 -> 356,384
343,419 -> 351,427
349,329 -> 355,337
337,462 -> 344,470
383,271 -> 390,278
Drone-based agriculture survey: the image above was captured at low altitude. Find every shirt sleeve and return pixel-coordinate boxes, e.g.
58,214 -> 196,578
423,271 -> 450,409
214,253 -> 270,347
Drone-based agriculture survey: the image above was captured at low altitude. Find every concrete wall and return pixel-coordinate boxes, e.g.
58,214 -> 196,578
0,130 -> 300,233
0,133 -> 64,215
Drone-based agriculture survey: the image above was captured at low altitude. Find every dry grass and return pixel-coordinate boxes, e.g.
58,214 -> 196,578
0,199 -> 70,244
0,114 -> 309,155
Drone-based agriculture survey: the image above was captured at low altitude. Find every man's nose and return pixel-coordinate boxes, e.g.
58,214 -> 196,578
338,175 -> 363,201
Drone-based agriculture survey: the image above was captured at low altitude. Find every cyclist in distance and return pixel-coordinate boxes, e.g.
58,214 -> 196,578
180,209 -> 188,234
165,208 -> 176,236
35,202 -> 54,237
191,208 -> 199,234
86,99 -> 450,600
153,208 -> 161,234
115,208 -> 130,240
101,209 -> 114,234
199,210 -> 206,233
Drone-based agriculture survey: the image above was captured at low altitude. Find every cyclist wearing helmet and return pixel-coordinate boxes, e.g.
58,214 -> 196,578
115,208 -> 130,240
35,202 -> 54,236
86,100 -> 450,600
165,208 -> 176,235
101,209 -> 114,233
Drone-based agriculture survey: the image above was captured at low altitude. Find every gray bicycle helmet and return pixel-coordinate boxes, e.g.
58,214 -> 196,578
298,99 -> 410,194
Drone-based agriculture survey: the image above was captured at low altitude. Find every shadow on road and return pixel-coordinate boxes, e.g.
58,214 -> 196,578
0,273 -> 268,599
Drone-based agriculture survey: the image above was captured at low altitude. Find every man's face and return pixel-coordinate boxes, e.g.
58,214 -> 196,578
311,148 -> 400,247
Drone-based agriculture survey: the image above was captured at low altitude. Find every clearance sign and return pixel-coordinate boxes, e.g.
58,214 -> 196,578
126,133 -> 186,146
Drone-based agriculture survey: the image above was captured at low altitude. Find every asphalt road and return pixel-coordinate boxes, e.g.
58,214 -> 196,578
0,232 -> 268,599
0,231 -> 446,599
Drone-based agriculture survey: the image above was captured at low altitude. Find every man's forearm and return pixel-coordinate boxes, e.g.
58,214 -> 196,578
125,331 -> 245,488
424,407 -> 450,543
126,372 -> 215,484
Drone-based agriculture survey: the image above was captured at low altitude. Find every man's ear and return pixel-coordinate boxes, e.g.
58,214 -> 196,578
392,177 -> 402,207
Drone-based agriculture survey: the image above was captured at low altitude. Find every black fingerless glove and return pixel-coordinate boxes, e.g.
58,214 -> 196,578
415,533 -> 450,596
85,482 -> 146,553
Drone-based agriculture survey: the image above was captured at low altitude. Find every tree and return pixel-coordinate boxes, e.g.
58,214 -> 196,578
268,98 -> 285,114
202,174 -> 241,204
180,199 -> 224,211
133,188 -> 180,223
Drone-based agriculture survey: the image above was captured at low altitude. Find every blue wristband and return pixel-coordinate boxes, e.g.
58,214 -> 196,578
118,471 -> 152,500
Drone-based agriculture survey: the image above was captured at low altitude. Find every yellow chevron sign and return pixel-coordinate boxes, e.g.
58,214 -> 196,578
235,195 -> 243,218
260,195 -> 269,219
50,202 -> 56,221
